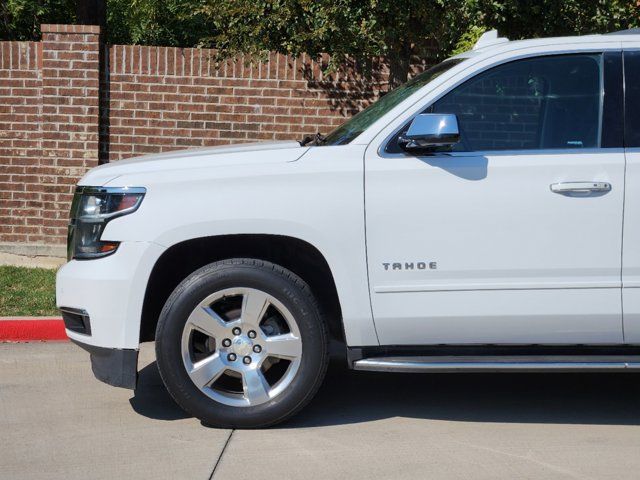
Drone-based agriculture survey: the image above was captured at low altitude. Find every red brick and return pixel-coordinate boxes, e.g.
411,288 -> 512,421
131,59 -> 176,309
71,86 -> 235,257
1,28 -> 408,247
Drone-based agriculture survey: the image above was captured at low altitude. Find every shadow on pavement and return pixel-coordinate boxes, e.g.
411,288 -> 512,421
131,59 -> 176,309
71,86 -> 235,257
130,356 -> 640,427
129,361 -> 190,421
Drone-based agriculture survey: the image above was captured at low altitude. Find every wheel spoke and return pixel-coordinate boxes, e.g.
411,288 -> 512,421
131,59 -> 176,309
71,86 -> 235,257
188,353 -> 226,389
242,367 -> 270,404
181,287 -> 304,408
241,290 -> 270,326
264,333 -> 302,359
187,306 -> 228,338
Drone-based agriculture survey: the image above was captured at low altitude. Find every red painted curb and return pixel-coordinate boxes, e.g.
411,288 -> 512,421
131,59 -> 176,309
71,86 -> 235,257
0,318 -> 67,341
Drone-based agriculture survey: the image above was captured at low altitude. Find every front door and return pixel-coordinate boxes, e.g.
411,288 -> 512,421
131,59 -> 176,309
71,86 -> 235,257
365,52 -> 626,345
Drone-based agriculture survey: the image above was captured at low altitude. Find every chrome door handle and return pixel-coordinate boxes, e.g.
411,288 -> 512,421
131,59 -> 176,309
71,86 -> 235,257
550,182 -> 611,195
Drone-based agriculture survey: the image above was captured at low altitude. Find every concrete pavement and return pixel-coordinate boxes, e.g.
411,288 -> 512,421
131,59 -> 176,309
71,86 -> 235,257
0,251 -> 64,269
0,342 -> 228,479
2,342 -> 640,479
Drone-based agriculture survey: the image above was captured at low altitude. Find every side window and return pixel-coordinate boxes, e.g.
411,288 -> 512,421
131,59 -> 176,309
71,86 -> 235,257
428,54 -> 603,151
624,51 -> 640,147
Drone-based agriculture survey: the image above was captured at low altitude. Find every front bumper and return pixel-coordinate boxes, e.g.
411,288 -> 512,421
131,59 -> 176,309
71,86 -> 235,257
71,338 -> 138,389
56,241 -> 165,350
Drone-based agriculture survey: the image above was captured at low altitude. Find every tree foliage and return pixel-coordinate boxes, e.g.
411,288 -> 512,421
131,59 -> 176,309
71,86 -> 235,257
0,0 -> 214,45
197,0 -> 640,85
1,0 -> 639,84
466,0 -> 639,39
106,0 -> 214,47
0,0 -> 76,41
198,0 -> 463,87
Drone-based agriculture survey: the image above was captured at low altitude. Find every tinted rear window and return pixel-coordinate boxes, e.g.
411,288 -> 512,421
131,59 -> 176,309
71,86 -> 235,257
624,51 -> 640,147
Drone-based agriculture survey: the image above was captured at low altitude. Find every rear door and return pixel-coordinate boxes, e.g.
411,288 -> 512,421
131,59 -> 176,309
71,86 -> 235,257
365,51 -> 626,345
621,48 -> 640,342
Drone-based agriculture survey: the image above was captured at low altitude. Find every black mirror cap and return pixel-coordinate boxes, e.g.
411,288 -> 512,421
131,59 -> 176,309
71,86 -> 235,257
398,131 -> 460,153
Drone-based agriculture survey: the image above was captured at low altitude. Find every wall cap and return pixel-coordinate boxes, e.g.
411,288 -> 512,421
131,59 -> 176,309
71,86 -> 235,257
41,24 -> 101,35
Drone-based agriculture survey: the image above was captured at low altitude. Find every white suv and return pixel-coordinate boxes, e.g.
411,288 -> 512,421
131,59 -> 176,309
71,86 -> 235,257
57,30 -> 640,427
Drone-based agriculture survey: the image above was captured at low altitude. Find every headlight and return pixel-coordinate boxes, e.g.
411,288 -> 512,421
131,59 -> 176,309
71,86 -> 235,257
67,186 -> 146,260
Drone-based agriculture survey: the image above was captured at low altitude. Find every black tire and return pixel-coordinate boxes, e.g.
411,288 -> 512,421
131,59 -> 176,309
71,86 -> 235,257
155,258 -> 329,428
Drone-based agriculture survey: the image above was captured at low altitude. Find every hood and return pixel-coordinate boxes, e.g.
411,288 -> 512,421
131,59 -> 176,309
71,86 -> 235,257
79,141 -> 308,186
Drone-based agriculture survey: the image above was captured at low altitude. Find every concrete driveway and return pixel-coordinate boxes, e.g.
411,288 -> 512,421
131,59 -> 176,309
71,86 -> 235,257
1,342 -> 640,480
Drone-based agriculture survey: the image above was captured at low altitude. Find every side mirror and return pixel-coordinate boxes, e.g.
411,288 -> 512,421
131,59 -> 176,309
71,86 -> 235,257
398,113 -> 460,153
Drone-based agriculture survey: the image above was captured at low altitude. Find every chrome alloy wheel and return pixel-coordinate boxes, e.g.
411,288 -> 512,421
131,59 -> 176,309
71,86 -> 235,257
180,287 -> 303,407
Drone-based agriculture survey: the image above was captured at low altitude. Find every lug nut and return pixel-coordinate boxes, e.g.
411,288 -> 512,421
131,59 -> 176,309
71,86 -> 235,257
227,353 -> 237,362
243,356 -> 252,365
232,327 -> 242,336
248,330 -> 257,339
221,338 -> 231,347
253,345 -> 262,353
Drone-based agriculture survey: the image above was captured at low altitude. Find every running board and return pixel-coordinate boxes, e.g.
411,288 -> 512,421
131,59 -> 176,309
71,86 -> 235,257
352,356 -> 640,372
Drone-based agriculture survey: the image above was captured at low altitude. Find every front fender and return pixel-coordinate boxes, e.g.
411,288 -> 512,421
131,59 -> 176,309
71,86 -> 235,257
100,145 -> 378,346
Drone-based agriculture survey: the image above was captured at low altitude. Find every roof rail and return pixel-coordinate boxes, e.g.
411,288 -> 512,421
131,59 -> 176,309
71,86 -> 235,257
607,28 -> 640,35
473,30 -> 509,50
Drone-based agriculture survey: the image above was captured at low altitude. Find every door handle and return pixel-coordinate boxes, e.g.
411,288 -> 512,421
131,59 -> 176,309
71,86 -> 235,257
550,182 -> 612,195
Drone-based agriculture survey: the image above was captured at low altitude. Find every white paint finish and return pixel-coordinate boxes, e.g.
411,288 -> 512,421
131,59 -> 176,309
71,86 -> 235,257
373,288 -> 622,344
622,151 -> 640,288
473,30 -> 510,51
622,288 -> 640,343
79,141 -> 309,186
367,152 -> 624,289
365,37 -> 624,344
82,144 -> 377,347
360,39 -> 630,345
56,33 -> 640,353
622,151 -> 640,341
56,241 -> 166,349
365,150 -> 625,344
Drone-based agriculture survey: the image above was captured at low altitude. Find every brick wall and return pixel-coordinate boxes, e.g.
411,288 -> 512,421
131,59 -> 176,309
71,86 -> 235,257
0,25 -> 104,255
0,41 -> 43,248
41,25 -> 102,249
0,25 -> 399,255
105,48 -> 382,161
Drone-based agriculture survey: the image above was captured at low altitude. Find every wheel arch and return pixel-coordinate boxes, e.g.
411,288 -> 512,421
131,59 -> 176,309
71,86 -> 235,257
140,234 -> 345,345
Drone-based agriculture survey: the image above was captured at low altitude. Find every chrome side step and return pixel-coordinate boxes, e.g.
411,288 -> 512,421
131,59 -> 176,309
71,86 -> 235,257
353,356 -> 640,373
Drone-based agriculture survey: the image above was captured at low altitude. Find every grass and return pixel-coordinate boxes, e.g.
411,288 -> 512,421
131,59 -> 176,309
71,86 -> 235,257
0,266 -> 58,317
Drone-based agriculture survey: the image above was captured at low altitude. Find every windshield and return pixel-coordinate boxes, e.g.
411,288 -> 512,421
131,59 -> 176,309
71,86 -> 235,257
320,59 -> 463,146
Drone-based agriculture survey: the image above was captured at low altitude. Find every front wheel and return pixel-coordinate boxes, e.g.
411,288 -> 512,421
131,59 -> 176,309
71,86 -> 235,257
155,259 -> 329,428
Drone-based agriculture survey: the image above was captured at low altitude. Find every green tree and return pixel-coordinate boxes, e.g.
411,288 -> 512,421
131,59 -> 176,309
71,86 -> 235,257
465,0 -> 639,39
2,0 -> 639,84
0,0 -> 214,46
106,0 -> 215,46
198,0 -> 465,87
197,0 -> 640,86
0,0 -> 75,41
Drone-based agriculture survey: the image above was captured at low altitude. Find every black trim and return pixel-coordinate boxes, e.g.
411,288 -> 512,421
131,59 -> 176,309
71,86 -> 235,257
67,186 -> 146,261
347,345 -> 640,366
70,339 -> 138,389
60,307 -> 91,336
602,51 -> 625,148
623,50 -> 640,147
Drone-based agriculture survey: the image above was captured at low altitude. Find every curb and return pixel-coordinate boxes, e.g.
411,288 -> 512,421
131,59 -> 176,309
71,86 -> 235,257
0,317 -> 67,341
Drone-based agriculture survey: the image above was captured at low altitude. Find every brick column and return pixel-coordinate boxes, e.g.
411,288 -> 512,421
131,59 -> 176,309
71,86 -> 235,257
0,41 -> 42,251
39,24 -> 101,250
